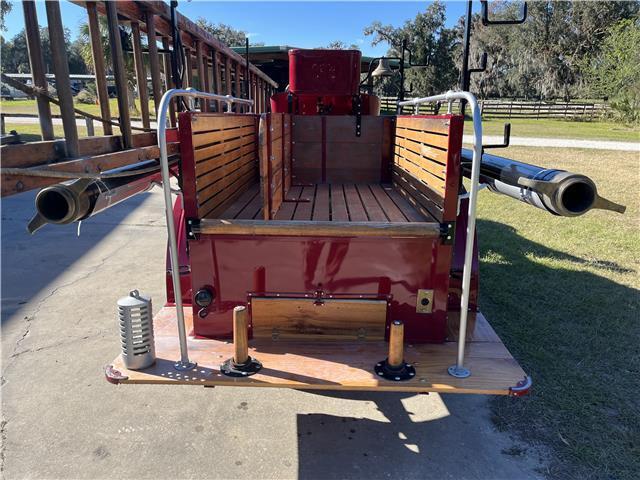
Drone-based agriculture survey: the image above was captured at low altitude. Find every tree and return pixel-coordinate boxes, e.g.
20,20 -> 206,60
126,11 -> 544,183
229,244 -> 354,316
324,41 -> 359,50
77,17 -> 138,114
364,1 -> 458,97
585,18 -> 640,123
0,26 -> 87,75
195,18 -> 252,47
467,0 -> 639,100
0,0 -> 11,32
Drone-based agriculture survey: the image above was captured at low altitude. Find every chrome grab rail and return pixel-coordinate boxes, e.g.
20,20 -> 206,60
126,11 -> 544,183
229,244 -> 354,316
157,88 -> 254,371
398,90 -> 482,379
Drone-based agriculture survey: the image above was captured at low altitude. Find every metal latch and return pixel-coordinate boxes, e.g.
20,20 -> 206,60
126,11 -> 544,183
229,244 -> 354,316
416,289 -> 434,314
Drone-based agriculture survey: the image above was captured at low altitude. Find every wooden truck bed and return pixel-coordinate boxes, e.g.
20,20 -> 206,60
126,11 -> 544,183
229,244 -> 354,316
106,307 -> 529,396
219,183 -> 432,222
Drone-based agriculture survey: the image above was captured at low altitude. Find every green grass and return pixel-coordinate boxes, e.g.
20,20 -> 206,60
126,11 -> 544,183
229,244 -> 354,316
476,146 -> 639,479
0,97 -> 156,120
3,122 -> 108,142
464,117 -> 640,142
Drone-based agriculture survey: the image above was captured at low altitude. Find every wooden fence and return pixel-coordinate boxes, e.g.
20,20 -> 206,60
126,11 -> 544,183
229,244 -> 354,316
380,97 -> 609,120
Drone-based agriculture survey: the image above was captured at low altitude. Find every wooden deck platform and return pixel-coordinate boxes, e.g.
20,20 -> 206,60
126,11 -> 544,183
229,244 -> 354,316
107,307 -> 530,396
217,183 -> 432,222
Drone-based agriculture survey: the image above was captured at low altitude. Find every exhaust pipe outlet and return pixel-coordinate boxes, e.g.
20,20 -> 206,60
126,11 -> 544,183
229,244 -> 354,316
461,148 -> 625,217
34,181 -> 92,225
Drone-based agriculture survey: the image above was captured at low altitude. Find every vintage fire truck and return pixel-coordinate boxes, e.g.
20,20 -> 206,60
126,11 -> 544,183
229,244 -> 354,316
23,47 -> 624,396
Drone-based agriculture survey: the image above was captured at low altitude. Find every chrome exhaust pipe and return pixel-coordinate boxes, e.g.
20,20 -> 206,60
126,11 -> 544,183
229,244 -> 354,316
461,148 -> 625,217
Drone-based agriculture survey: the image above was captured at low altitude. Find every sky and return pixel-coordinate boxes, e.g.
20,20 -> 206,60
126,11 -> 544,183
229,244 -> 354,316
3,1 -> 474,58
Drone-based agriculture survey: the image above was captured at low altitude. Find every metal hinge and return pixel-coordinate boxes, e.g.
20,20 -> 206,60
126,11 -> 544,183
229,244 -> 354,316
440,222 -> 455,245
186,217 -> 200,240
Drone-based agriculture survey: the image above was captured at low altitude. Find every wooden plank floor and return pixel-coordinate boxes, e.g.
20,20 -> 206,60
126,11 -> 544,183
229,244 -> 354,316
108,307 -> 528,395
218,183 -> 433,222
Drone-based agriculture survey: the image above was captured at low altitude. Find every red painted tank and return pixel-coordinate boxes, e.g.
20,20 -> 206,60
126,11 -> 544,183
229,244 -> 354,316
288,49 -> 361,95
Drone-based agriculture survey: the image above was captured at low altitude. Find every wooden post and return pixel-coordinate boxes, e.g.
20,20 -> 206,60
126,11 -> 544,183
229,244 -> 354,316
252,74 -> 258,113
195,40 -> 207,112
84,116 -> 95,137
162,37 -> 176,127
86,1 -> 112,135
144,11 -> 163,116
225,56 -> 232,112
212,49 -> 222,112
203,49 -> 211,105
45,0 -> 79,157
233,306 -> 249,365
387,320 -> 404,368
23,1 -> 54,140
131,21 -> 150,129
105,0 -> 132,148
184,47 -> 193,88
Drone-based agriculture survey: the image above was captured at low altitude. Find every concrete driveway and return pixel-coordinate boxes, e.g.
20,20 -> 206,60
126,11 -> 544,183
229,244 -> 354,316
1,189 -> 544,479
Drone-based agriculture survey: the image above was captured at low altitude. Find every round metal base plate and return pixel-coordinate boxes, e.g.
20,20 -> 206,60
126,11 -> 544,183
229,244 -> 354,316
374,359 -> 416,381
221,357 -> 262,377
174,361 -> 197,371
447,365 -> 471,378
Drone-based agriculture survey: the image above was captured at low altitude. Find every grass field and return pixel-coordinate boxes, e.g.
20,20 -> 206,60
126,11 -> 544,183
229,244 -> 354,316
3,122 -> 107,142
476,146 -> 639,479
0,97 -> 155,120
465,117 -> 640,142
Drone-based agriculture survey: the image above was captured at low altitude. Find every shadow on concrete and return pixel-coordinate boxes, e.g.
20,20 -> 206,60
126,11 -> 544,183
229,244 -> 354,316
295,390 -> 536,479
1,189 -> 153,324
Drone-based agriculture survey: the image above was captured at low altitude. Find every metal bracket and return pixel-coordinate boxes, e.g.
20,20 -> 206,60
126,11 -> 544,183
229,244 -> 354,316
469,52 -> 488,74
440,222 -> 455,245
482,123 -> 511,152
220,357 -> 263,377
186,217 -> 200,240
375,359 -> 416,382
287,93 -> 293,114
353,95 -> 362,137
481,0 -> 528,26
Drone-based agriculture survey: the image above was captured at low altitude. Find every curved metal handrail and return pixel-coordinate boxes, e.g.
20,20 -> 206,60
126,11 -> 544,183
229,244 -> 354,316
157,88 -> 254,370
399,90 -> 482,379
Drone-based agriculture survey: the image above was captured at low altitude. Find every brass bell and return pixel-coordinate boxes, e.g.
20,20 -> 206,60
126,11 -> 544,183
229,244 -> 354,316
372,58 -> 395,77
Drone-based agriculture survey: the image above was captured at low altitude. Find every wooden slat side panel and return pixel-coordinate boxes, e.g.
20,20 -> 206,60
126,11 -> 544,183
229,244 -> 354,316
392,169 -> 442,223
193,125 -> 255,149
191,113 -> 257,133
393,115 -> 463,222
197,162 -> 257,217
194,134 -> 256,166
251,298 -> 388,340
192,113 -> 259,218
395,116 -> 450,135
